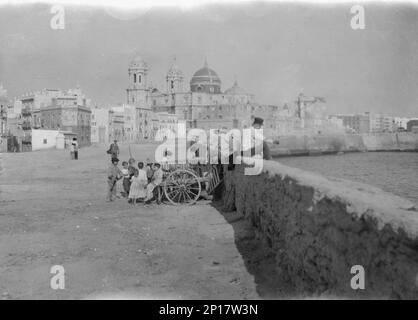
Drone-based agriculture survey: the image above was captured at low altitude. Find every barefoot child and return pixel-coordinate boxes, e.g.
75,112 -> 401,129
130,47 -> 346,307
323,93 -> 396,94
128,170 -> 142,205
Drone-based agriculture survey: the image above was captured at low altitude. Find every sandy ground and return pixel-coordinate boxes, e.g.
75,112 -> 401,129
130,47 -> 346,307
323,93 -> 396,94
0,144 -> 264,300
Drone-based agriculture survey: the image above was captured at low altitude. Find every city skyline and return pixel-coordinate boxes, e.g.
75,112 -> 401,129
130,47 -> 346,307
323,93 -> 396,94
1,3 -> 418,116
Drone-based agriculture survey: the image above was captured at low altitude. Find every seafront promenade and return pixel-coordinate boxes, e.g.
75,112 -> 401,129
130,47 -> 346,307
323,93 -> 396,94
0,144 -> 261,299
1,142 -> 418,299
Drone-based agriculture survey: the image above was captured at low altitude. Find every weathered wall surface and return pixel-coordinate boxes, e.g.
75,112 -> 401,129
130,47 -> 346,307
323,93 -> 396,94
221,160 -> 418,299
31,129 -> 59,151
270,132 -> 418,156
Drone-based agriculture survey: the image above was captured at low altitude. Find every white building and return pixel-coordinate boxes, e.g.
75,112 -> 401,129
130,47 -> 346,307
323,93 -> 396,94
394,117 -> 412,131
370,114 -> 396,133
110,104 -> 137,142
31,129 -> 60,151
91,107 -> 111,144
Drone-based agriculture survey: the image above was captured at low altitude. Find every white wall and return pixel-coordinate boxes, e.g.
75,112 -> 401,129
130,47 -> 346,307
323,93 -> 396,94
31,129 -> 59,151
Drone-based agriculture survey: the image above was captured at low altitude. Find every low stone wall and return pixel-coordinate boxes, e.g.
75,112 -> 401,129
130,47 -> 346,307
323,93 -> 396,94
221,160 -> 418,299
270,132 -> 418,156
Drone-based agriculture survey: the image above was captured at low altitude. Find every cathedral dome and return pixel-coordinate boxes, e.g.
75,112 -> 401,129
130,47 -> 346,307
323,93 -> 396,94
190,59 -> 221,93
129,55 -> 148,70
224,79 -> 246,95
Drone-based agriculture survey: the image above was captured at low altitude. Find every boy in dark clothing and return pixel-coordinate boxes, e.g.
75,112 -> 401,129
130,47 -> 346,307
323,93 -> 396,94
107,158 -> 122,202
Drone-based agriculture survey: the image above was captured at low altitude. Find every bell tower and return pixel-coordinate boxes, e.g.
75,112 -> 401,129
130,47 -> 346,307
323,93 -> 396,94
126,56 -> 149,106
166,56 -> 184,94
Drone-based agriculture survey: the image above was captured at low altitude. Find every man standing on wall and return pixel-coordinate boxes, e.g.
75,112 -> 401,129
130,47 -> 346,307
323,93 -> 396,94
230,117 -> 272,164
249,117 -> 272,160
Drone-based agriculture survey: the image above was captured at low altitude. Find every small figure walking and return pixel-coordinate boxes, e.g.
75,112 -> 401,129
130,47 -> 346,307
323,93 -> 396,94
71,138 -> 79,160
107,158 -> 122,202
107,140 -> 120,160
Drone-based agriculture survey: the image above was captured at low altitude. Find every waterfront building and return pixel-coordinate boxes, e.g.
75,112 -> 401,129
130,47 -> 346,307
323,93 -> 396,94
394,117 -> 411,131
329,113 -> 370,134
369,114 -> 396,133
407,119 -> 418,133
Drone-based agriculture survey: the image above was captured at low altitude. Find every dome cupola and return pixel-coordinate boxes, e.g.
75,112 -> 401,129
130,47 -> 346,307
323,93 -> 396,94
224,78 -> 247,95
190,58 -> 221,94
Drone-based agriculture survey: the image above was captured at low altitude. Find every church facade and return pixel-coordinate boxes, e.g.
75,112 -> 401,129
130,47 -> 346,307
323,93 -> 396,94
124,55 -> 337,141
125,55 -> 279,140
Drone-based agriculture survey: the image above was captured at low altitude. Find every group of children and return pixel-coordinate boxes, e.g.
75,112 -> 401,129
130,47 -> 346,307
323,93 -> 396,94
107,157 -> 163,205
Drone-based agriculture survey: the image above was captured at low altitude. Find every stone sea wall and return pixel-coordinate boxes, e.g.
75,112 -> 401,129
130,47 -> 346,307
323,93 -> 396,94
270,132 -> 418,156
221,159 -> 418,299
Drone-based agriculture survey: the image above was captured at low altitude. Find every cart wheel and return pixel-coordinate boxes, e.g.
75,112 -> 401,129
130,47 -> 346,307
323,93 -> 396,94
163,169 -> 201,205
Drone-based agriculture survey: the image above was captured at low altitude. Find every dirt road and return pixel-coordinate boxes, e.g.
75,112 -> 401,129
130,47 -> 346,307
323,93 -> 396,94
0,144 -> 260,299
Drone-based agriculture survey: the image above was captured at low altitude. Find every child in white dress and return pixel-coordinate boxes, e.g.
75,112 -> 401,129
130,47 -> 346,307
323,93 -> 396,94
129,162 -> 148,205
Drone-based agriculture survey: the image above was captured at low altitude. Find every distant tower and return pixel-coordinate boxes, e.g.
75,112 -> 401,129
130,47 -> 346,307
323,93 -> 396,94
127,55 -> 149,106
166,56 -> 184,94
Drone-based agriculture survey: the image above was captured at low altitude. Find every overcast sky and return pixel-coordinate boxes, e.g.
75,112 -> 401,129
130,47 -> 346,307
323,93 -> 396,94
0,2 -> 417,116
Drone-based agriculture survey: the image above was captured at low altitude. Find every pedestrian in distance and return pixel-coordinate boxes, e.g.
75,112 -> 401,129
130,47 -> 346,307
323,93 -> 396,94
107,140 -> 120,160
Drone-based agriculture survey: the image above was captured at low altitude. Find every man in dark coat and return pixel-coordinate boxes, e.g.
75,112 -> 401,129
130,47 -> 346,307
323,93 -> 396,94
108,140 -> 120,160
107,158 -> 122,202
250,117 -> 272,160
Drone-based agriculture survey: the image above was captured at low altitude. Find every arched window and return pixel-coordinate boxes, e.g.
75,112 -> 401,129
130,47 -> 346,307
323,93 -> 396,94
138,75 -> 142,83
134,74 -> 137,83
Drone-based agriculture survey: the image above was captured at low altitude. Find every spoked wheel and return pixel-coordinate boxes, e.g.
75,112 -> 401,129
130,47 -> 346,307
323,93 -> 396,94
163,169 -> 201,205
